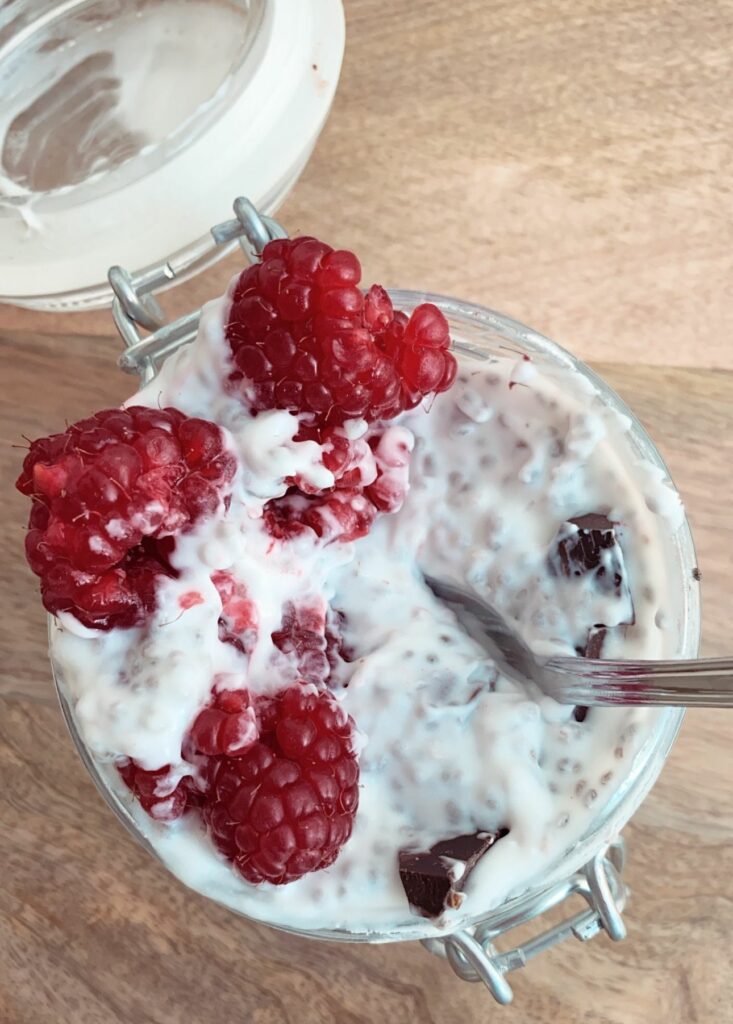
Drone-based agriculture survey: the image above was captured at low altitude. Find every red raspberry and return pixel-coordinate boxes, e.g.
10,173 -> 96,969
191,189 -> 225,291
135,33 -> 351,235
263,489 -> 378,545
303,488 -> 378,542
321,428 -> 372,487
189,687 -> 259,756
118,760 -> 201,822
199,686 -> 359,885
271,599 -> 329,685
290,423 -> 377,496
325,608 -> 353,675
119,688 -> 256,820
262,496 -> 311,542
212,570 -> 259,654
16,407 -> 236,630
365,427 -> 413,513
226,236 -> 457,426
263,425 -> 411,544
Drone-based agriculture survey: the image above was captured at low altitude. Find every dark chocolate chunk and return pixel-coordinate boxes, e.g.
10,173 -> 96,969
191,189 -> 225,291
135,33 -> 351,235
551,517 -> 636,721
398,829 -> 508,918
551,513 -> 635,642
692,566 -> 702,582
570,625 -> 607,722
549,514 -> 626,596
583,624 -> 607,659
570,512 -> 615,531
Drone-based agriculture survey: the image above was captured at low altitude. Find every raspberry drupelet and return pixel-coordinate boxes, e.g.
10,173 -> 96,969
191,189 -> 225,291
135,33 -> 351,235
16,407 -> 236,630
212,570 -> 259,653
226,236 -> 457,427
118,760 -> 202,822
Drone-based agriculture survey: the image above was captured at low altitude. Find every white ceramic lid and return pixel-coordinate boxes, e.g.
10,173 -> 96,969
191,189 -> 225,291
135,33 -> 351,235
0,0 -> 345,309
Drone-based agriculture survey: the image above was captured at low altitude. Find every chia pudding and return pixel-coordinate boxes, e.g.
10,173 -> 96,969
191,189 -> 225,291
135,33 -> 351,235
17,235 -> 688,936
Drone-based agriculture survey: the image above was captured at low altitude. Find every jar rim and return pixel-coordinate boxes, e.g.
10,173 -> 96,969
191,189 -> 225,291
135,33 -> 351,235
50,290 -> 701,943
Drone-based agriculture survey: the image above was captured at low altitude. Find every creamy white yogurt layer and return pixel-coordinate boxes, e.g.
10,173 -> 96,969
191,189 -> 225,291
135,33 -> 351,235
51,288 -> 687,936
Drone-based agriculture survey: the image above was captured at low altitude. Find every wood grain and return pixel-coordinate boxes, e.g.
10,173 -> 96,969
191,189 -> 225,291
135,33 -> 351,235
1,321 -> 732,1023
3,0 -> 733,1018
2,0 -> 733,370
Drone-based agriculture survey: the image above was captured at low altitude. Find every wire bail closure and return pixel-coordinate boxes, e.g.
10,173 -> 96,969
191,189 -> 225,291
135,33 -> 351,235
420,837 -> 628,1005
109,197 -> 287,383
106,199 -> 630,1007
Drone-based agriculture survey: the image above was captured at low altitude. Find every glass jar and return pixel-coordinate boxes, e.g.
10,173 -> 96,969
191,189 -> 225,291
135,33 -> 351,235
49,213 -> 701,1004
0,0 -> 344,309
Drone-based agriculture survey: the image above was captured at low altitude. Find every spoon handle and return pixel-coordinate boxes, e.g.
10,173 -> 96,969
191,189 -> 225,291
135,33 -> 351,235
542,656 -> 733,708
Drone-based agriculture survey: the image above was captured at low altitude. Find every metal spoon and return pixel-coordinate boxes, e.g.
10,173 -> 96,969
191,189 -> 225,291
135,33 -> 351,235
424,575 -> 733,708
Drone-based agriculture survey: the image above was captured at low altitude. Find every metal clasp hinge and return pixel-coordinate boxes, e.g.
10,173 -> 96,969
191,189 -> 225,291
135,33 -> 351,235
420,837 -> 628,1005
108,197 -> 286,383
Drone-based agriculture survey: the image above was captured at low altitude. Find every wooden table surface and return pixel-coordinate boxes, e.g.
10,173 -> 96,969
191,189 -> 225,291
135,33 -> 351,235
2,2 -> 733,1021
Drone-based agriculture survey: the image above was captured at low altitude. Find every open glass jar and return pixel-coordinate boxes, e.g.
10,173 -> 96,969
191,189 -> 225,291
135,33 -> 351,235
0,0 -> 344,309
47,200 -> 701,1005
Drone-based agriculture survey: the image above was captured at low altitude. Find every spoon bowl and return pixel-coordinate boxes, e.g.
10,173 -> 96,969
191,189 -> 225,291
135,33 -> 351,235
425,576 -> 731,708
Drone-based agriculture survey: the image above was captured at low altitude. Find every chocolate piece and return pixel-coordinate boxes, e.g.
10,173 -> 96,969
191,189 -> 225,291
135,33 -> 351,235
570,512 -> 615,531
692,566 -> 702,582
549,514 -> 626,596
570,624 -> 606,722
552,517 -> 635,723
582,624 -> 607,659
399,829 -> 508,918
550,514 -> 634,639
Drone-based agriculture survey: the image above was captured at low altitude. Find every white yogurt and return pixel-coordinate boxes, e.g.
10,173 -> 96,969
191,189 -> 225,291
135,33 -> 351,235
51,291 -> 688,936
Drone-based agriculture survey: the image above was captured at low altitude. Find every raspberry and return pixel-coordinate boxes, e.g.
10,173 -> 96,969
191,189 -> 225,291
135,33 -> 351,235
303,488 -> 378,542
226,236 -> 457,427
199,685 -> 359,884
263,424 -> 412,544
325,608 -> 354,675
118,760 -> 201,822
16,407 -> 236,629
263,488 -> 378,545
189,687 -> 259,756
262,496 -> 311,542
321,427 -> 374,487
365,426 -> 413,513
290,423 -> 377,496
271,599 -> 329,685
212,570 -> 259,653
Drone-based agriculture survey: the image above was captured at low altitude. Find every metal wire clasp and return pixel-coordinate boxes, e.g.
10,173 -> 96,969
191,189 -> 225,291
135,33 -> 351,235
420,837 -> 628,1005
109,197 -> 287,383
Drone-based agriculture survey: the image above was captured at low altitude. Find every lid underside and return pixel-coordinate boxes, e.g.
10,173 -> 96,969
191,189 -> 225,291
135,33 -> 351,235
0,0 -> 345,308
